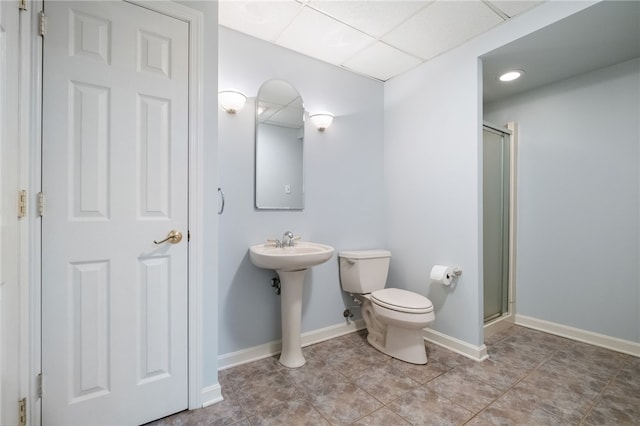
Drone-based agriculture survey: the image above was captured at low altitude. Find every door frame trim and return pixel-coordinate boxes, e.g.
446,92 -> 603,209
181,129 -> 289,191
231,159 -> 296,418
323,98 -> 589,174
1,2 -> 32,424
29,2 -> 205,422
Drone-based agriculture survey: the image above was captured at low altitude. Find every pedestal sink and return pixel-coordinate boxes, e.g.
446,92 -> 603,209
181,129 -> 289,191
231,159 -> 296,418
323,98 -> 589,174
249,241 -> 334,368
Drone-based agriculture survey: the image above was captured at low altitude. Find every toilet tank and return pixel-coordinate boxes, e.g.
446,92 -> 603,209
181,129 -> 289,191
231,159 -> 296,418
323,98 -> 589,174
338,250 -> 391,294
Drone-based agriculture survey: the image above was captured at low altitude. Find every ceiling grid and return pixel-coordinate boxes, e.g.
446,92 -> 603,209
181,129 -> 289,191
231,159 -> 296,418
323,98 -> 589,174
219,0 -> 544,81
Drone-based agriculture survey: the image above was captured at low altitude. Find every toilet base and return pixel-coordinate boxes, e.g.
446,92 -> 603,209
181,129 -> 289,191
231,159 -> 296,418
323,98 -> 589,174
367,325 -> 428,365
360,294 -> 431,365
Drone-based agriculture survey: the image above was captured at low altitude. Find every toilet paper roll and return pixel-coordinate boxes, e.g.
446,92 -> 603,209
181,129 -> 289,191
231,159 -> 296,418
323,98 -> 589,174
430,265 -> 454,286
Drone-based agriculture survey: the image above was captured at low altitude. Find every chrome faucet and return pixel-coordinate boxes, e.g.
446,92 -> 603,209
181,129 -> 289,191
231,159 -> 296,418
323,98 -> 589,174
282,231 -> 294,247
267,231 -> 300,248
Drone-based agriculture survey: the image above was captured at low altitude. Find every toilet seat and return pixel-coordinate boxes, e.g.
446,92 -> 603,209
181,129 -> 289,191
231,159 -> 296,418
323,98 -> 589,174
371,288 -> 433,314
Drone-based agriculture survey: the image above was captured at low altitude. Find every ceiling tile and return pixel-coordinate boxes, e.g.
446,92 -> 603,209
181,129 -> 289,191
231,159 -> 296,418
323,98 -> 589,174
343,42 -> 423,81
383,1 -> 504,60
276,7 -> 375,65
219,0 -> 548,81
487,1 -> 544,18
219,1 -> 303,41
307,0 -> 432,38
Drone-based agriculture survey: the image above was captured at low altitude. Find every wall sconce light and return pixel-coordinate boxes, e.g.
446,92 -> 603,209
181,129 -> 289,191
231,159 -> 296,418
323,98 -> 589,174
219,90 -> 247,113
309,113 -> 334,131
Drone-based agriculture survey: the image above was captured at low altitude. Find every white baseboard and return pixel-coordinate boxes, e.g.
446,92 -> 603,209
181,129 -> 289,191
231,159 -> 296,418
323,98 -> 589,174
423,328 -> 488,361
515,314 -> 640,357
217,319 -> 366,371
201,383 -> 223,408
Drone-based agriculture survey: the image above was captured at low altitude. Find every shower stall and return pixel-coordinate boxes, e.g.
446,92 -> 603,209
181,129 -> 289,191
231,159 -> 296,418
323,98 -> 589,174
482,124 -> 516,332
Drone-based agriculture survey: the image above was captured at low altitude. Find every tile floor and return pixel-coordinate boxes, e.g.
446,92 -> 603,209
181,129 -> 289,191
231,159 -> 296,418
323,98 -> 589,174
149,325 -> 640,425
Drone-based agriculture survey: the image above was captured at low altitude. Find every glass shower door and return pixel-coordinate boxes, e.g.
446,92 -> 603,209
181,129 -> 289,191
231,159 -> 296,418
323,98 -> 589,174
483,127 -> 510,322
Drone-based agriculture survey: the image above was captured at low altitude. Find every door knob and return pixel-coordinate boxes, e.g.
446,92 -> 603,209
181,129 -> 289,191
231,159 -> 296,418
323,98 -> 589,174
154,230 -> 183,245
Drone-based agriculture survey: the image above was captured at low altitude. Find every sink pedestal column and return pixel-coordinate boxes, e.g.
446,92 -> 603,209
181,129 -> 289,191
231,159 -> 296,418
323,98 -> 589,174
277,269 -> 307,368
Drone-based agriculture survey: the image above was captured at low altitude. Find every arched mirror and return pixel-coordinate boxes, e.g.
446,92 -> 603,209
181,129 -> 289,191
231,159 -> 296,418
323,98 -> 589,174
255,80 -> 304,210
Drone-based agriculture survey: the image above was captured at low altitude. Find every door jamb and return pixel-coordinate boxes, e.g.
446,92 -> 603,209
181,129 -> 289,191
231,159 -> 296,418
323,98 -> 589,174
29,2 -> 205,423
26,2 -> 43,424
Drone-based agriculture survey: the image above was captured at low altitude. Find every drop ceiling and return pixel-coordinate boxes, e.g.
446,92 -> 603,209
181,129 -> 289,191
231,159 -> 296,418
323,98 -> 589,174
219,0 -> 545,82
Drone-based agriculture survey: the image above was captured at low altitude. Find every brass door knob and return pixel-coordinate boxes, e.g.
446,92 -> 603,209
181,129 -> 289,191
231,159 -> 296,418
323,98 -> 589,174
153,230 -> 183,245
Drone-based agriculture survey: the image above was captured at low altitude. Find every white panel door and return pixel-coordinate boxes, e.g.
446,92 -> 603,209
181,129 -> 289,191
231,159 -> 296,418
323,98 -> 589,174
0,2 -> 21,425
42,2 -> 189,425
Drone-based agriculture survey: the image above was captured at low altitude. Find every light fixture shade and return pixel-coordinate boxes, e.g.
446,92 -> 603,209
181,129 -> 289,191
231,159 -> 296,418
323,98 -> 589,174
309,113 -> 334,131
219,90 -> 247,113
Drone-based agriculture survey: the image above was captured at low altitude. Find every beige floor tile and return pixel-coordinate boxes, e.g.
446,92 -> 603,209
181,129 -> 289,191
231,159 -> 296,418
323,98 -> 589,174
307,381 -> 382,425
473,392 -> 565,425
506,378 -> 594,423
218,357 -> 282,392
384,356 -> 450,385
483,324 -> 516,346
488,336 -> 558,369
538,352 -> 623,384
280,362 -> 346,394
551,342 -> 629,376
425,369 -> 503,413
247,400 -> 329,426
609,356 -> 640,396
456,357 -> 529,391
425,343 -> 469,369
582,391 -> 640,425
386,387 -> 474,425
235,373 -> 306,416
146,389 -> 248,426
150,327 -> 640,426
352,367 -> 419,404
350,407 -> 411,425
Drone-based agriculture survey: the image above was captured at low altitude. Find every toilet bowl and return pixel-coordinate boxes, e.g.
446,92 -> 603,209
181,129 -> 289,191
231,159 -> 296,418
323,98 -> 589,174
338,250 -> 435,364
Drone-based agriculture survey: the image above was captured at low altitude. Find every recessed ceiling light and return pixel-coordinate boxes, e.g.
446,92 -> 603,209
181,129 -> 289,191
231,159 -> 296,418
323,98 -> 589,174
499,70 -> 524,82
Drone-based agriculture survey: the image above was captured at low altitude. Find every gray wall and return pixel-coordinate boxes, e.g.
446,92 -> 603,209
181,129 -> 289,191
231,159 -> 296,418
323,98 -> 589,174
218,28 -> 385,356
485,58 -> 640,342
383,1 -> 594,347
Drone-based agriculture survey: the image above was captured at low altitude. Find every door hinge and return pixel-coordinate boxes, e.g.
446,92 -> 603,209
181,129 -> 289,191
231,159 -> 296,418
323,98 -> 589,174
19,0 -> 27,11
187,230 -> 190,242
18,190 -> 27,218
37,373 -> 43,399
37,192 -> 45,217
18,398 -> 26,426
38,11 -> 46,37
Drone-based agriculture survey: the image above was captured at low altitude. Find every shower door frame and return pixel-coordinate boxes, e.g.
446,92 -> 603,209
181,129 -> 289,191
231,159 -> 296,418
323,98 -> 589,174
482,122 -> 518,338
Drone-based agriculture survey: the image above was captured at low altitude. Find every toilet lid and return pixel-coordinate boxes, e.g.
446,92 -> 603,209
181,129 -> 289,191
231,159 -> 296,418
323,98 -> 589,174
371,288 -> 433,314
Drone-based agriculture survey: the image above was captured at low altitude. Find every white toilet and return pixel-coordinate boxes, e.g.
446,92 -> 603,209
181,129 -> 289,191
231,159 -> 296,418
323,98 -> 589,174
339,250 -> 434,364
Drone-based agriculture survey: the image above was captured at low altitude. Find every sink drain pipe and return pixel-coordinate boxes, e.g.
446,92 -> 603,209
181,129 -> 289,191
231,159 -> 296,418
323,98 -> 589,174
271,276 -> 281,295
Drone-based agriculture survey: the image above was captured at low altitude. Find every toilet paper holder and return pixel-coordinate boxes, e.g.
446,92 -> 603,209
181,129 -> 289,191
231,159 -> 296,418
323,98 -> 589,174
430,265 -> 463,286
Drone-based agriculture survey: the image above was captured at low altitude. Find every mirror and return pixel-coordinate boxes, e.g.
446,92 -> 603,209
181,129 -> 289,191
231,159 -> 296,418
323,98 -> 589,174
255,80 -> 304,210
